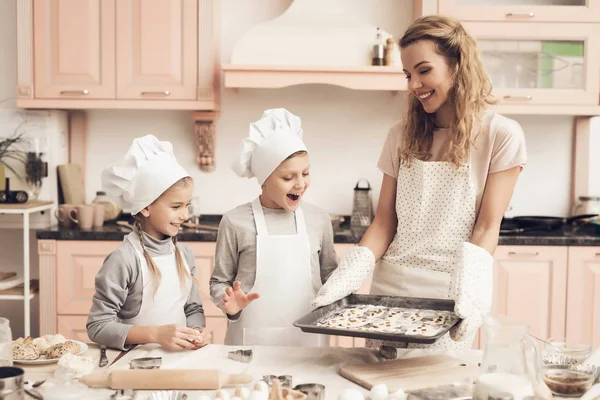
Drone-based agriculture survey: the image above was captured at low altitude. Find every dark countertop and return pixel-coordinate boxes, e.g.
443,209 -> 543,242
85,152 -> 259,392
36,216 -> 600,246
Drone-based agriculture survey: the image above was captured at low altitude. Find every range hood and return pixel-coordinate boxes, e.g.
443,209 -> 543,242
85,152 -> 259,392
222,0 -> 407,91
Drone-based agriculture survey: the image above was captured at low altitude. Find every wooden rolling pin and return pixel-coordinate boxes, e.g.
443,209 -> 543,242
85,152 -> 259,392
80,369 -> 253,390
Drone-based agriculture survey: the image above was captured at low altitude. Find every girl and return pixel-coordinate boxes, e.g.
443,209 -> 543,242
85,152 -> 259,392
210,108 -> 338,346
313,15 -> 527,350
87,134 -> 211,351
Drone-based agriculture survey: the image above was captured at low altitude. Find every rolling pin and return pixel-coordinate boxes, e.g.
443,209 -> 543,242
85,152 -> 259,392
79,369 -> 253,390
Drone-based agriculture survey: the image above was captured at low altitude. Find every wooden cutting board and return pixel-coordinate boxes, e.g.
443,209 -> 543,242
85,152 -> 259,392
339,354 -> 480,392
57,164 -> 85,204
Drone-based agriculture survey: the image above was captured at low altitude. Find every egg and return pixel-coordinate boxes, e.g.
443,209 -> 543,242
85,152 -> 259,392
197,396 -> 212,400
370,384 -> 388,400
254,381 -> 269,393
386,388 -> 407,400
338,388 -> 364,400
32,337 -> 50,352
248,391 -> 268,400
216,389 -> 232,400
49,334 -> 66,346
232,396 -> 243,400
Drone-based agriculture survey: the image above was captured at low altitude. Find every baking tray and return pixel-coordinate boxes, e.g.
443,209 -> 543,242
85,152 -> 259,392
293,294 -> 460,344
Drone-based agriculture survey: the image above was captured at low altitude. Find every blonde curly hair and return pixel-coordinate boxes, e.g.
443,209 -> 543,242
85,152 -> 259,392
399,15 -> 496,167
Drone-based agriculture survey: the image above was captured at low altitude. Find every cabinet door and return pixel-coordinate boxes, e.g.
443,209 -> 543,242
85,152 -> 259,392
57,315 -> 91,343
463,22 -> 600,106
566,247 -> 600,348
33,0 -> 116,99
183,242 -> 221,317
492,246 -> 568,340
439,0 -> 600,22
116,0 -> 198,100
56,241 -> 120,315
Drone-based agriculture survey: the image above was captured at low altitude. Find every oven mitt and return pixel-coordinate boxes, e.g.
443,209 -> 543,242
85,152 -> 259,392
449,242 -> 494,342
311,246 -> 375,309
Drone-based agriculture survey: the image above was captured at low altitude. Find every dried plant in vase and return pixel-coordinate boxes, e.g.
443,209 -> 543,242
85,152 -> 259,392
25,152 -> 46,200
0,131 -> 27,181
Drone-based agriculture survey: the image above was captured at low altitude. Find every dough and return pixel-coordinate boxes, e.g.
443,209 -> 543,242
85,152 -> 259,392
12,343 -> 40,360
45,341 -> 80,359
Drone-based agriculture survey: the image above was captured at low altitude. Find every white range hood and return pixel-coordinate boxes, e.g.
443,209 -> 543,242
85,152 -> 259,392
230,0 -> 390,66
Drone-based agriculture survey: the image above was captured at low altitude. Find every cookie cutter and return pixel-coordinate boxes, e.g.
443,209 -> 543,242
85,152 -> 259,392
227,349 -> 253,363
129,356 -> 162,370
110,389 -> 136,400
293,383 -> 326,400
263,375 -> 293,388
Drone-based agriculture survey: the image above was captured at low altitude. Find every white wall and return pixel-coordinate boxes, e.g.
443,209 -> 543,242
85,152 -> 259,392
0,0 -> 578,336
85,0 -> 573,217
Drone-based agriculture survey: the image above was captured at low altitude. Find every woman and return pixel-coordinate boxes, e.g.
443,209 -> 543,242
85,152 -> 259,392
312,15 -> 527,349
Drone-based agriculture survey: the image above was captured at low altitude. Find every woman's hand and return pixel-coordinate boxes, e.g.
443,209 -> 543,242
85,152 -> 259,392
220,281 -> 260,316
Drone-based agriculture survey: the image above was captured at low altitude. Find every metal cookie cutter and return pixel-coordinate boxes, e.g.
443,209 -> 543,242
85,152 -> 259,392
379,345 -> 398,360
294,383 -> 326,400
110,389 -> 136,400
227,349 -> 253,363
130,356 -> 162,369
263,375 -> 293,388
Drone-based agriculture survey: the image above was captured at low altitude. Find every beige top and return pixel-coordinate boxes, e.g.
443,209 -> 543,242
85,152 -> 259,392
377,110 -> 527,218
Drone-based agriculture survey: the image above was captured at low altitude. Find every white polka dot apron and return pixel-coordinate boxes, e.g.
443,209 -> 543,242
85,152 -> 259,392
368,157 -> 477,350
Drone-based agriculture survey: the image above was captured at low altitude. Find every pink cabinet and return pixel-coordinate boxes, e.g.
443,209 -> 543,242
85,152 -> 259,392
566,246 -> 600,348
438,0 -> 600,23
116,0 -> 198,100
491,246 -> 568,340
33,0 -> 116,99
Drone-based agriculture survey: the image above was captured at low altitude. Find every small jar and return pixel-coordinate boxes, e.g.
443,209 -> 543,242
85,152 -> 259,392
488,392 -> 514,400
0,318 -> 12,367
92,191 -> 121,221
385,38 -> 402,67
571,196 -> 600,217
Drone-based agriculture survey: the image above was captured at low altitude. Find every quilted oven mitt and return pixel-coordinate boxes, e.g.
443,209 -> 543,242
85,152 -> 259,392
311,246 -> 375,309
449,242 -> 494,342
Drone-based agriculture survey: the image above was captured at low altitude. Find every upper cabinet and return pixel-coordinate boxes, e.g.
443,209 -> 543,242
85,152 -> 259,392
116,0 -> 198,101
438,0 -> 600,23
33,0 -> 116,99
464,22 -> 600,107
17,0 -> 219,110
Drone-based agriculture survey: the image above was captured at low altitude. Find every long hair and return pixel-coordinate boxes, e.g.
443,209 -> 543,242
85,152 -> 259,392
399,15 -> 496,167
135,176 -> 192,296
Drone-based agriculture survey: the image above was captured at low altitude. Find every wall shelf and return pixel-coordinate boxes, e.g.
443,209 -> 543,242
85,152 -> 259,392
222,64 -> 407,91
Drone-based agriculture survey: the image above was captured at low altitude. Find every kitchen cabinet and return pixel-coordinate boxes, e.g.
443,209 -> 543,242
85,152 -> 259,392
438,0 -> 600,23
566,246 -> 600,348
18,0 -> 219,110
32,0 -> 116,100
116,0 -> 198,100
463,22 -> 600,106
39,240 -> 357,346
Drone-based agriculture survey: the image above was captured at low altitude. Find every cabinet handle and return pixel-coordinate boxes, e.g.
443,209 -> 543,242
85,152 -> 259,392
60,90 -> 89,95
506,12 -> 535,18
503,95 -> 533,101
595,252 -> 600,257
141,91 -> 170,96
508,251 -> 539,256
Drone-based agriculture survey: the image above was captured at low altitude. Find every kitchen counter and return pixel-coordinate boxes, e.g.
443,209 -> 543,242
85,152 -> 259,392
35,216 -> 600,246
19,344 -> 600,400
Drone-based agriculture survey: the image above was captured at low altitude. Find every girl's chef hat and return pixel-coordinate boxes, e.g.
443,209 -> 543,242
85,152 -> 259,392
102,134 -> 190,215
232,108 -> 307,185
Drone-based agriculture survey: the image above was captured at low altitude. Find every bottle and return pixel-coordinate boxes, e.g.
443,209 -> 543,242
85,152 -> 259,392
0,317 -> 13,366
385,37 -> 402,67
92,191 -> 121,221
372,27 -> 385,66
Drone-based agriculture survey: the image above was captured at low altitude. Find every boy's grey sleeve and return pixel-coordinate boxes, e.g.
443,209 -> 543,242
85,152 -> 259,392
319,213 -> 339,283
210,216 -> 242,321
86,249 -> 135,351
180,244 -> 206,329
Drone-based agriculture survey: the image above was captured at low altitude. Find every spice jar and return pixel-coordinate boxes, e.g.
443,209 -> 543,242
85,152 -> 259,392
385,38 -> 402,67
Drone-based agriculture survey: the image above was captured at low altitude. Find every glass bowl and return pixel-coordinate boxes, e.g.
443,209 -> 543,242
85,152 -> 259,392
542,338 -> 592,364
542,364 -> 598,397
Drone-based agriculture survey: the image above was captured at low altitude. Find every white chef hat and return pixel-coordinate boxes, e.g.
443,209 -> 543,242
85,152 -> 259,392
232,108 -> 307,185
101,134 -> 190,215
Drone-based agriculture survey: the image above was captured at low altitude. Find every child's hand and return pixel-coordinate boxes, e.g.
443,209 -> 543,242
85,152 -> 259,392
221,281 -> 260,315
152,325 -> 198,351
189,328 -> 211,349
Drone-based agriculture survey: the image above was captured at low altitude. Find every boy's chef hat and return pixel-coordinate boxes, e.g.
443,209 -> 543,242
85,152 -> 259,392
102,134 -> 190,215
232,108 -> 307,185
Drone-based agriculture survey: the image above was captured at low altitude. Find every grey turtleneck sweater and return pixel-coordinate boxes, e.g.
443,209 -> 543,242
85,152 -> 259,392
86,231 -> 205,350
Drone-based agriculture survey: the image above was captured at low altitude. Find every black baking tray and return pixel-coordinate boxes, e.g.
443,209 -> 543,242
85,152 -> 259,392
294,294 -> 460,344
